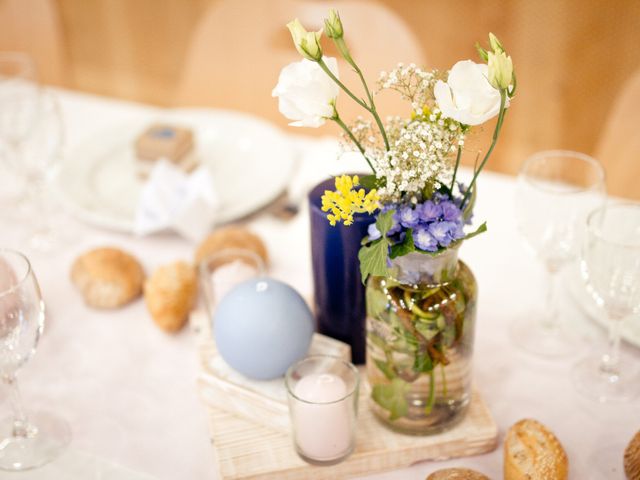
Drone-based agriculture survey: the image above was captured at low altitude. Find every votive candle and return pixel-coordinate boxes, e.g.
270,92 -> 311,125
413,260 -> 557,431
285,355 -> 359,465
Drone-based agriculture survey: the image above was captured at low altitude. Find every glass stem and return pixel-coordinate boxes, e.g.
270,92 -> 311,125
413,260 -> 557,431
541,267 -> 560,331
2,373 -> 35,439
7,143 -> 27,205
600,313 -> 623,376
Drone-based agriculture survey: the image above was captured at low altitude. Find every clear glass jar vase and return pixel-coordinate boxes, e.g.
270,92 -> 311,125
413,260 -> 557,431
365,246 -> 477,434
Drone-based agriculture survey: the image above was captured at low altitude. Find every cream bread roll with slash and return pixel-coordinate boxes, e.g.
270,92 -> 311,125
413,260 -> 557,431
504,418 -> 568,480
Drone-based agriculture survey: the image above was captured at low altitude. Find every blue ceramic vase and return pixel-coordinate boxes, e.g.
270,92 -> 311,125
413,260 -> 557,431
308,177 -> 373,364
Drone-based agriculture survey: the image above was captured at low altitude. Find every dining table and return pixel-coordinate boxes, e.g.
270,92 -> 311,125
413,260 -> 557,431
0,87 -> 638,480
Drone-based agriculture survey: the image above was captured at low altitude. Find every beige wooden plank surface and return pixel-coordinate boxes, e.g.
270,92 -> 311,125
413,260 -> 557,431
206,389 -> 497,480
192,311 -> 498,479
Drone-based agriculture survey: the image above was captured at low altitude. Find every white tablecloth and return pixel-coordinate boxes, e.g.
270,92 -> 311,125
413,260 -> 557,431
0,89 -> 637,480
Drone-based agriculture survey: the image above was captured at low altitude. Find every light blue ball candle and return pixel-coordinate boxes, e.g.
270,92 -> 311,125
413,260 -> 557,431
213,277 -> 315,380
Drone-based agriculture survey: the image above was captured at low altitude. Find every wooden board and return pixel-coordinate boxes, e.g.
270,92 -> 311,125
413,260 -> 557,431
205,390 -> 497,480
197,331 -> 351,432
191,311 -> 498,479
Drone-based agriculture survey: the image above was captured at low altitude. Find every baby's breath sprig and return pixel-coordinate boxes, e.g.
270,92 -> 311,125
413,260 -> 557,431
377,64 -> 438,115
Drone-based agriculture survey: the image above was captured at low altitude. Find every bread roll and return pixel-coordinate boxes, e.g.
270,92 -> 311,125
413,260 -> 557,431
195,226 -> 268,266
504,418 -> 568,480
624,429 -> 640,480
426,467 -> 490,479
71,248 -> 144,309
144,261 -> 197,332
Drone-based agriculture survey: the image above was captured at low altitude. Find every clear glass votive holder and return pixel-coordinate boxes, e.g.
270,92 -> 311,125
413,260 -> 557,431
285,355 -> 359,465
198,248 -> 266,314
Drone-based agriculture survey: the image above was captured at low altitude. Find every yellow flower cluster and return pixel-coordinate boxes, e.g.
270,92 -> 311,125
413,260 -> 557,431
321,175 -> 380,226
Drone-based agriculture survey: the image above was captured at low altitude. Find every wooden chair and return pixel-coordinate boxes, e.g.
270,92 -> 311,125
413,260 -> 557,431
0,0 -> 68,86
595,68 -> 640,200
174,0 -> 425,132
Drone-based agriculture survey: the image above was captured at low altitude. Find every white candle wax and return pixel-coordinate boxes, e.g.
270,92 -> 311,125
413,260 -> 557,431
210,260 -> 258,305
292,373 -> 353,460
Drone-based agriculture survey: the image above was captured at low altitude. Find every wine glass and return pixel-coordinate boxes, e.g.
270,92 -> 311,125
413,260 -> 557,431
0,249 -> 70,470
511,150 -> 606,357
572,203 -> 640,402
0,52 -> 40,203
19,91 -> 65,251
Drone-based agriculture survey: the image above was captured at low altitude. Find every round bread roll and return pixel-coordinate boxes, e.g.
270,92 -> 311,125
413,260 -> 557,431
144,261 -> 197,333
624,429 -> 640,480
71,247 -> 144,309
504,418 -> 568,480
195,226 -> 268,266
426,467 -> 490,479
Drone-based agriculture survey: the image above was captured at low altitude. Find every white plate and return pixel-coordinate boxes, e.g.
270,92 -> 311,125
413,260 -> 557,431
565,263 -> 640,348
55,109 -> 296,232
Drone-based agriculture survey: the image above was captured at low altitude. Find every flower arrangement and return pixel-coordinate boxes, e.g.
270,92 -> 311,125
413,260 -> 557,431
273,10 -> 515,283
274,10 -> 515,429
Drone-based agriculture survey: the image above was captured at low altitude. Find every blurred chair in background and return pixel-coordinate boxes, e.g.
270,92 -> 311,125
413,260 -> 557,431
0,0 -> 67,85
595,68 -> 640,200
175,0 -> 425,132
2,0 -> 639,200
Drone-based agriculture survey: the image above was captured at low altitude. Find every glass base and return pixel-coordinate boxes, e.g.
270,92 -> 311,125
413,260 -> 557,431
370,397 -> 469,436
295,444 -> 354,466
509,316 -> 583,358
27,228 -> 58,253
0,411 -> 71,471
571,357 -> 640,403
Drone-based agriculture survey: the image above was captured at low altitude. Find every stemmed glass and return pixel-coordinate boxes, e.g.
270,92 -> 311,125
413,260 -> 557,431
19,91 -> 65,251
0,249 -> 70,470
0,53 -> 40,203
512,150 -> 606,357
572,203 -> 640,402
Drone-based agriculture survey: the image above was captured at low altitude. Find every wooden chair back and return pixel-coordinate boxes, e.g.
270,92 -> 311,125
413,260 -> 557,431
595,68 -> 640,200
175,0 -> 425,133
0,0 -> 68,85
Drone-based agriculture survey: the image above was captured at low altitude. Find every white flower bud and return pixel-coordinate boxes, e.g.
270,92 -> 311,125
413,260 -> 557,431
489,33 -> 505,53
324,9 -> 343,39
487,51 -> 513,90
287,19 -> 323,61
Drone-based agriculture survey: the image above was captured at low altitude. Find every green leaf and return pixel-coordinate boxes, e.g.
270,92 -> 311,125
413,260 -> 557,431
371,378 -> 410,421
390,229 -> 415,259
442,321 -> 456,347
358,210 -> 394,284
358,239 -> 389,285
366,286 -> 389,316
374,359 -> 396,380
462,222 -> 487,242
367,331 -> 387,351
415,322 -> 439,341
462,185 -> 477,222
359,174 -> 380,191
375,209 -> 394,233
413,350 -> 433,373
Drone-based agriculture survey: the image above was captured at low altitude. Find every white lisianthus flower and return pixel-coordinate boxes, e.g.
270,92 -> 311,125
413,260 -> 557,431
272,57 -> 339,128
434,60 -> 508,126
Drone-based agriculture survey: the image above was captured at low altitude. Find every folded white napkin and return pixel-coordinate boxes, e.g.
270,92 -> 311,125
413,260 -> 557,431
134,160 -> 218,241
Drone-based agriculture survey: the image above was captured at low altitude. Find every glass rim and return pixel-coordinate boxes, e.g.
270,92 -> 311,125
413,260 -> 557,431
0,51 -> 36,80
0,249 -> 32,298
520,149 -> 605,195
587,202 -> 640,249
197,247 -> 267,277
285,354 -> 360,405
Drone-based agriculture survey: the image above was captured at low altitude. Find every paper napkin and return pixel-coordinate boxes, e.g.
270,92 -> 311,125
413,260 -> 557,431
134,160 -> 218,241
